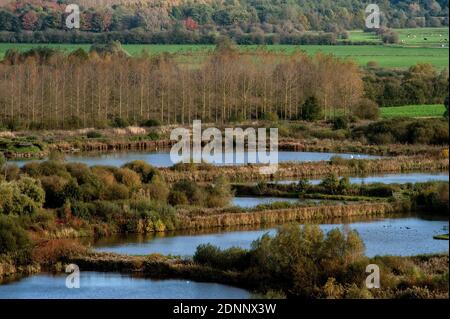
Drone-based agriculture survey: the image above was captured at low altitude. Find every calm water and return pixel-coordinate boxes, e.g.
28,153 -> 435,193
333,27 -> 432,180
12,151 -> 380,168
274,172 -> 449,185
91,216 -> 449,258
232,196 -> 301,208
0,272 -> 251,299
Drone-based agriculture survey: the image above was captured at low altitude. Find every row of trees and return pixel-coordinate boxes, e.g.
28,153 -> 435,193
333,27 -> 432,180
0,44 -> 365,129
0,28 -> 339,45
0,0 -> 448,43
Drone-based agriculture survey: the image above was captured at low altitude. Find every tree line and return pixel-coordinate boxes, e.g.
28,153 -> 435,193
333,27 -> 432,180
363,63 -> 449,107
0,29 -> 341,45
0,43 -> 365,129
0,0 -> 448,44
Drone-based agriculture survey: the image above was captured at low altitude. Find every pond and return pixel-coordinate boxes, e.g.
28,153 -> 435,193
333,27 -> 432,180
231,196 -> 302,208
273,172 -> 449,185
12,150 -> 380,168
0,272 -> 251,299
90,215 -> 449,258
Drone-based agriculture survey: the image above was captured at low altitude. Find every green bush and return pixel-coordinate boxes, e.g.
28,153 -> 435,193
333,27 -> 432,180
300,96 -> 322,121
114,168 -> 142,190
168,190 -> 189,206
353,98 -> 379,120
40,176 -> 72,208
110,117 -> 129,128
86,130 -> 102,139
262,112 -> 279,122
0,215 -> 30,255
352,118 -> 449,145
141,119 -> 161,127
94,201 -> 123,221
123,160 -> 158,183
169,179 -> 206,206
206,176 -> 233,208
331,116 -> 349,130
147,132 -> 160,140
0,178 -> 45,215
143,175 -> 169,202
71,201 -> 95,219
194,244 -> 250,271
16,177 -> 45,207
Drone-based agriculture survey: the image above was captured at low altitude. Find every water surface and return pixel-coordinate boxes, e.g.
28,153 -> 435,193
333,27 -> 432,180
91,216 -> 449,258
12,151 -> 380,168
232,196 -> 301,208
273,172 -> 449,185
0,272 -> 250,299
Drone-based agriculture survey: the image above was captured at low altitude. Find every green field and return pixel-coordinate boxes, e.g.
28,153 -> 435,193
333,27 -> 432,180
0,42 -> 448,69
348,27 -> 449,47
380,104 -> 446,118
396,28 -> 449,47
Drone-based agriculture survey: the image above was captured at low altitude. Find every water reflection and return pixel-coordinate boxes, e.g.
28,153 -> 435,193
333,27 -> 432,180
88,215 -> 449,258
12,150 -> 380,168
0,272 -> 251,299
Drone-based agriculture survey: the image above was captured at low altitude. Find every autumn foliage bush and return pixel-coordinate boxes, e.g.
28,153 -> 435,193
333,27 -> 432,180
31,239 -> 87,265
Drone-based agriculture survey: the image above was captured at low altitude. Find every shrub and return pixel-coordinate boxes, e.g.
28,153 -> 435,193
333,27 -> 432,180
352,118 -> 449,145
206,176 -> 233,208
320,174 -> 340,194
94,201 -> 123,221
169,179 -> 206,206
0,178 -> 45,215
91,167 -> 116,186
71,201 -> 94,219
114,168 -> 142,190
147,132 -> 160,140
40,175 -> 72,208
141,119 -> 160,127
345,284 -> 373,299
86,130 -> 102,139
262,112 -> 279,122
143,175 -> 169,202
105,183 -> 130,200
16,177 -> 45,207
0,215 -> 30,255
300,96 -> 322,121
331,116 -> 349,130
123,160 -> 158,183
110,117 -> 129,128
21,162 -> 42,177
194,244 -> 250,271
168,190 -> 189,206
31,239 -> 86,265
353,98 -> 379,120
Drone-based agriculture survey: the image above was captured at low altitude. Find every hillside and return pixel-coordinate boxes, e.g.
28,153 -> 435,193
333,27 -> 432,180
0,0 -> 448,44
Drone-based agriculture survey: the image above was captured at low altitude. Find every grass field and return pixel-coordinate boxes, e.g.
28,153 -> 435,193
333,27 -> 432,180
380,104 -> 446,118
0,42 -> 448,69
395,28 -> 449,47
347,27 -> 449,47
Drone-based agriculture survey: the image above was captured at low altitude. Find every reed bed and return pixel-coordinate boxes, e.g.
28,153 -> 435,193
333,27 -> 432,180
174,202 -> 395,231
160,156 -> 449,183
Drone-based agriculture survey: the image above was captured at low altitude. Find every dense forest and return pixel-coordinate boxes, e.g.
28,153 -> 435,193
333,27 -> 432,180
0,0 -> 448,44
